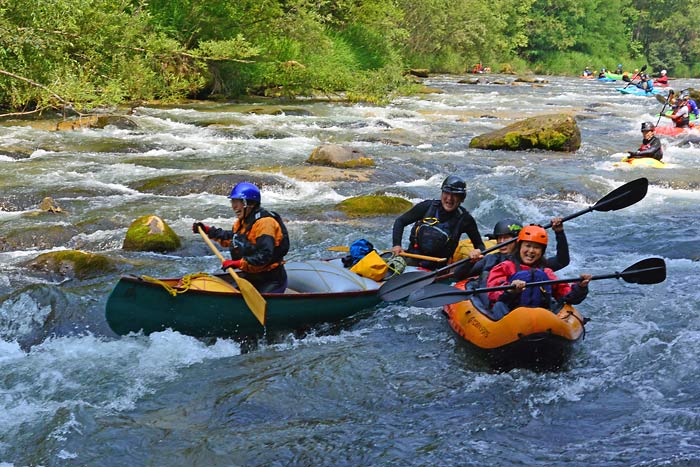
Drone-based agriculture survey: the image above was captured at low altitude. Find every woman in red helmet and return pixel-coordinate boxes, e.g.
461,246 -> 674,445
192,182 -> 290,293
485,225 -> 591,319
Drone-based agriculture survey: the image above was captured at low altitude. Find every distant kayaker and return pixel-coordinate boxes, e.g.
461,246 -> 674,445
486,225 -> 591,320
664,94 -> 691,128
391,175 -> 485,270
655,69 -> 669,86
452,217 -> 570,282
616,64 -> 624,74
192,182 -> 290,293
628,122 -> 663,161
598,68 -> 607,79
582,67 -> 593,77
636,73 -> 654,93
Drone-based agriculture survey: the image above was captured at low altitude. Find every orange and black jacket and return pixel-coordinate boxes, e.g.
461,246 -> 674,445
208,207 -> 288,273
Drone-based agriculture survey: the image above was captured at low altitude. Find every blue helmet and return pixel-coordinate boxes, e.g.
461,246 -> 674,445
228,182 -> 261,204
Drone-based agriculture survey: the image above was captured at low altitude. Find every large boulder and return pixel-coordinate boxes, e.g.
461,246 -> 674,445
469,114 -> 581,152
122,215 -> 181,252
307,144 -> 374,168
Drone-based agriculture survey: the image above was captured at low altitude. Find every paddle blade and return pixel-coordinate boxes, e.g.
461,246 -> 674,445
620,257 -> 666,284
593,178 -> 648,212
406,283 -> 473,308
378,270 -> 434,302
229,270 -> 267,325
655,94 -> 668,105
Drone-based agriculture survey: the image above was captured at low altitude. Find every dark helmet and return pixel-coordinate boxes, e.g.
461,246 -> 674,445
487,218 -> 523,239
228,182 -> 261,205
440,175 -> 467,196
641,122 -> 655,132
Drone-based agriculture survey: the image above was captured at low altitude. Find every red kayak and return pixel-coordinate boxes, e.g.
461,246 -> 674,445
654,124 -> 696,137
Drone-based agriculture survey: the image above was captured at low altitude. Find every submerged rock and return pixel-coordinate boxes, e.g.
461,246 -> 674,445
122,215 -> 181,252
469,113 -> 581,152
26,249 -> 117,279
336,195 -> 412,217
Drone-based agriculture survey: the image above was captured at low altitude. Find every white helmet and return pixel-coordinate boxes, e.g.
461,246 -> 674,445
661,69 -> 667,75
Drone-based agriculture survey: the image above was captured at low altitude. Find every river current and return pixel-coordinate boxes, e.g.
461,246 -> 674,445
1,75 -> 700,466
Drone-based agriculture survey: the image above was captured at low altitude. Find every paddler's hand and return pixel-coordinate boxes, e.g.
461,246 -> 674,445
510,279 -> 526,293
551,217 -> 564,233
391,245 -> 403,256
468,248 -> 483,262
221,259 -> 241,271
578,274 -> 592,288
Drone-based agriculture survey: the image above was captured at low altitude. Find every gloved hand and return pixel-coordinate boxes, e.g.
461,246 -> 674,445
221,259 -> 242,271
192,222 -> 209,234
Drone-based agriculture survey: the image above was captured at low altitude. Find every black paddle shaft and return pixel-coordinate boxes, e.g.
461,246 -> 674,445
623,64 -> 648,89
407,258 -> 666,308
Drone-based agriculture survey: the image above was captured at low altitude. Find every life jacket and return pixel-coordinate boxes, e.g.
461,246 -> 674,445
231,208 -> 289,265
509,266 -> 552,309
408,201 -> 465,258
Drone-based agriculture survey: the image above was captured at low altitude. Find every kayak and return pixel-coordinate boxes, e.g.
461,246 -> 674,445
443,280 -> 587,370
616,87 -> 664,96
654,125 -> 697,137
616,157 -> 666,169
105,259 -> 387,338
597,77 -> 617,83
605,72 -> 625,80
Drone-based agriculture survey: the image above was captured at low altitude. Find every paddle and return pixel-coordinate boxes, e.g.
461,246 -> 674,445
377,177 -> 649,302
623,65 -> 647,89
198,226 -> 267,326
326,246 -> 446,263
407,257 -> 666,308
655,93 -> 671,126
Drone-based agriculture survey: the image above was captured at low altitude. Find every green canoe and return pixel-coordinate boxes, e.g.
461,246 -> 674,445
105,260 -> 384,338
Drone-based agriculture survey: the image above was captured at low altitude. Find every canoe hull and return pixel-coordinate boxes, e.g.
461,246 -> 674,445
444,295 -> 585,371
106,275 -> 381,338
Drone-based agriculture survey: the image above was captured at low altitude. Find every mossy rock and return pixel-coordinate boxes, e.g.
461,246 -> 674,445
122,215 -> 181,252
469,113 -> 580,152
26,249 -> 116,279
308,144 -> 375,169
336,195 -> 412,217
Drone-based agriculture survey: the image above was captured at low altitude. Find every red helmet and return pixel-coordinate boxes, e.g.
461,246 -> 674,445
517,225 -> 548,246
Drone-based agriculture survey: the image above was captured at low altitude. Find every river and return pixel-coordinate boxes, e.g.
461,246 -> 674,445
1,74 -> 700,466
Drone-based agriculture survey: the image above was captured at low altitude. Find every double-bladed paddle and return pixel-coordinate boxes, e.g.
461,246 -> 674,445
198,226 -> 267,326
406,257 -> 666,308
377,177 -> 649,302
623,64 -> 648,89
326,246 -> 446,263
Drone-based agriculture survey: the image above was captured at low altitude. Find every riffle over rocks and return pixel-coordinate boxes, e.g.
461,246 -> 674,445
469,113 -> 581,152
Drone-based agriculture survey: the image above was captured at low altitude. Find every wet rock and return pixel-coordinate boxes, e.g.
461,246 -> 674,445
469,113 -> 581,152
416,86 -> 445,94
307,144 -> 374,168
258,165 -> 373,182
122,215 -> 181,252
409,69 -> 430,78
0,225 -> 80,252
127,173 -> 290,196
0,146 -> 34,160
336,195 -> 412,217
245,106 -> 314,116
25,249 -> 117,279
38,197 -> 63,213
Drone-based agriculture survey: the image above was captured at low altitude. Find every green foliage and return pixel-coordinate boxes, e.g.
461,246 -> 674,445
1,0 -> 699,113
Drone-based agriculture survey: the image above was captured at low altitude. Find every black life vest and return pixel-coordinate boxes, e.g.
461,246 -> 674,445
230,208 -> 290,263
408,201 -> 465,257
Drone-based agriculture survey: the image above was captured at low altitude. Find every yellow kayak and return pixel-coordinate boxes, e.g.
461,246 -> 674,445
615,157 -> 665,169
